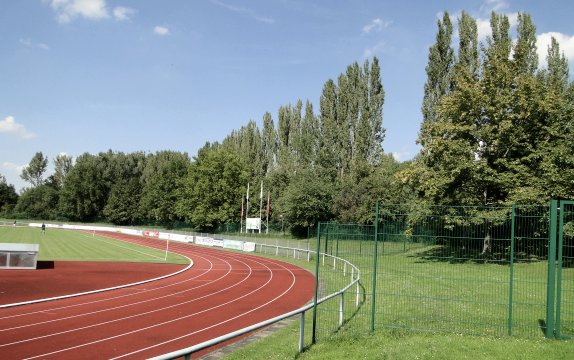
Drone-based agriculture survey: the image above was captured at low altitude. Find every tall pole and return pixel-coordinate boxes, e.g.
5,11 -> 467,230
246,183 -> 250,233
259,181 -> 263,234
240,195 -> 244,234
266,191 -> 270,234
371,200 -> 379,334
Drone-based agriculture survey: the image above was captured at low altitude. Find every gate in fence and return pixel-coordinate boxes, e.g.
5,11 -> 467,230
316,200 -> 572,340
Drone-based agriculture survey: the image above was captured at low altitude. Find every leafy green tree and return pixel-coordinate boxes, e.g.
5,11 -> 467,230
317,79 -> 339,178
261,111 -> 277,175
457,11 -> 479,79
20,152 -> 48,187
539,37 -> 574,200
139,151 -> 189,226
58,153 -> 108,221
299,101 -> 319,171
279,170 -> 335,233
49,153 -> 73,189
14,184 -> 58,219
334,154 -> 408,223
176,147 -> 248,230
103,178 -> 142,225
419,12 -> 454,149
0,174 -> 18,213
364,57 -> 386,166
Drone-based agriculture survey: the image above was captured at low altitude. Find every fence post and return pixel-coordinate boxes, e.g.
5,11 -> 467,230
370,200 -> 379,334
312,223 -> 321,344
546,200 -> 558,339
507,203 -> 516,336
555,200 -> 566,339
356,279 -> 360,308
299,311 -> 305,353
339,292 -> 345,327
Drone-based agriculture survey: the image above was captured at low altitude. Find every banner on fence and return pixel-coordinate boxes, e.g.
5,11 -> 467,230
195,237 -> 224,247
223,239 -> 244,251
143,230 -> 160,238
242,242 -> 256,252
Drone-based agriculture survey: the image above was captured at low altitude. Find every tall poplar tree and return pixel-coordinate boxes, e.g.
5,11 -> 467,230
419,12 -> 454,149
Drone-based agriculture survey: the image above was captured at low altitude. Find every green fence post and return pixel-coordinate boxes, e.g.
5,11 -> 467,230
370,200 -> 379,334
508,203 -> 516,336
312,223 -> 321,344
546,200 -> 558,339
555,201 -> 566,339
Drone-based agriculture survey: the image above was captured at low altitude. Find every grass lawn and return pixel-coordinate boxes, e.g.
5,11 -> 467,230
213,236 -> 574,360
0,225 -> 189,264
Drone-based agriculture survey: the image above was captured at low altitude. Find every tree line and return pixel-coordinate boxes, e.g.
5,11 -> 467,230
1,11 -> 573,233
1,57 -> 408,232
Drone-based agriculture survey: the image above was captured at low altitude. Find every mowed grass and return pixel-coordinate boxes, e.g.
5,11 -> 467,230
213,237 -> 574,360
0,225 -> 189,264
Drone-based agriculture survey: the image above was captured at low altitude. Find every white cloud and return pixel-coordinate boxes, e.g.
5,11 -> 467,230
362,18 -> 392,34
154,26 -> 170,36
210,0 -> 275,24
113,6 -> 136,21
537,32 -> 574,68
49,0 -> 109,23
364,41 -> 387,58
391,151 -> 415,162
19,38 -> 50,50
479,0 -> 510,14
2,161 -> 25,173
0,116 -> 37,140
475,12 -> 518,43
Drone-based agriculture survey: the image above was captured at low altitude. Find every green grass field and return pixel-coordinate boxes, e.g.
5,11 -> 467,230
210,236 -> 574,360
0,225 -> 189,264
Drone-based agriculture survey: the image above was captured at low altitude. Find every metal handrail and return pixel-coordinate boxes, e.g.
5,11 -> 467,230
151,245 -> 361,360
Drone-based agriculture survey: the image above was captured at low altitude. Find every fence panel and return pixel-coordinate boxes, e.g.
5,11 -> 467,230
317,203 -> 553,339
557,201 -> 574,339
313,223 -> 374,340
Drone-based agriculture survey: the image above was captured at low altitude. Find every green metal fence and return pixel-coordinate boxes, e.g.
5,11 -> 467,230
315,201 -> 572,340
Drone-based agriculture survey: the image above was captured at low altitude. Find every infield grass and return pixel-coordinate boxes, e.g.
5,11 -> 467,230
0,225 -> 189,264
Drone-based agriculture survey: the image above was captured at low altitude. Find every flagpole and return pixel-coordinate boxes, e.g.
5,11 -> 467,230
240,195 -> 244,234
259,181 -> 263,234
266,191 -> 270,234
246,183 -> 250,233
164,235 -> 169,261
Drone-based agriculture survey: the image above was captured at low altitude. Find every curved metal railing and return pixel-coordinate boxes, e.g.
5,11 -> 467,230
151,242 -> 361,359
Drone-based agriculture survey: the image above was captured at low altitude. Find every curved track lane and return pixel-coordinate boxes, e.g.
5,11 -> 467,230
0,232 -> 315,359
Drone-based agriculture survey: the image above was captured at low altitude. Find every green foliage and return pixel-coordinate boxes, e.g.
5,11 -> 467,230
49,153 -> 73,189
58,153 -> 108,221
20,151 -> 48,187
139,151 -> 189,226
280,170 -> 335,232
103,178 -> 142,225
3,57 -> 400,229
176,147 -> 248,231
0,174 -> 18,213
413,11 -> 574,206
14,184 -> 59,219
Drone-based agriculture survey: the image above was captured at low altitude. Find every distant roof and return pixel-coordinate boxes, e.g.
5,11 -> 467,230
0,243 -> 40,252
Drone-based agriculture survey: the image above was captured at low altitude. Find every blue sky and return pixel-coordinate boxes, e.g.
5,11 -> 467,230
1,0 -> 573,192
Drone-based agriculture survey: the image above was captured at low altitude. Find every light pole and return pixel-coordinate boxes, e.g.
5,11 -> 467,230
280,215 -> 284,236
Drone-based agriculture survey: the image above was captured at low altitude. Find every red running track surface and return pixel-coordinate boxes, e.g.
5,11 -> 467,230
0,231 -> 316,359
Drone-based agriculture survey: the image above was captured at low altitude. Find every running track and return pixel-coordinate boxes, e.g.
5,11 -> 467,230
0,231 -> 316,359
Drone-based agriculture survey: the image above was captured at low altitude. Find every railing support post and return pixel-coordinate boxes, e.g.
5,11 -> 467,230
339,292 -> 345,327
299,311 -> 305,353
547,200 -> 558,339
356,280 -> 360,308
